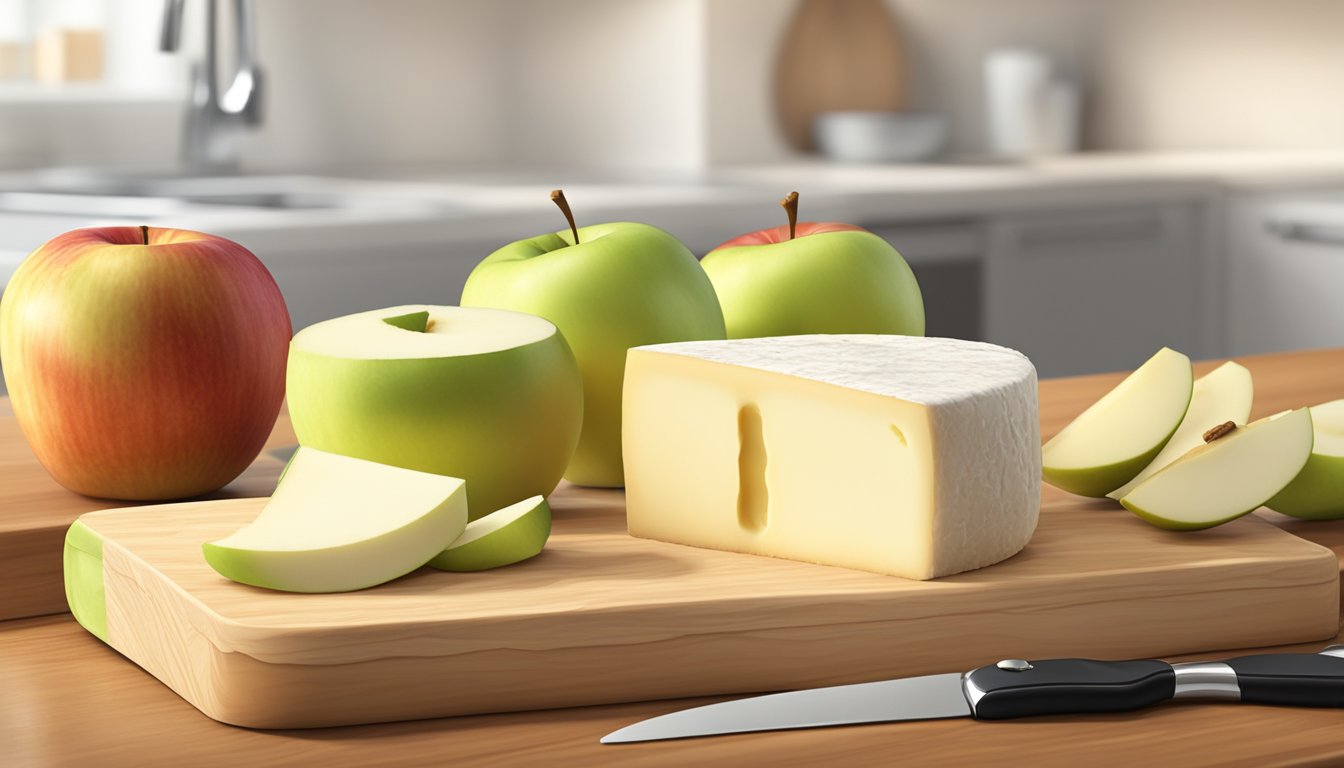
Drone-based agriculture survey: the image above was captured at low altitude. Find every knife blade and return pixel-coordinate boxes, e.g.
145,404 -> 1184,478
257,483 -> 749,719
601,645 -> 1344,744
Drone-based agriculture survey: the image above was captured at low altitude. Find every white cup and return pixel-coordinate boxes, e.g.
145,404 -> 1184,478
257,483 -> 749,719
984,48 -> 1051,158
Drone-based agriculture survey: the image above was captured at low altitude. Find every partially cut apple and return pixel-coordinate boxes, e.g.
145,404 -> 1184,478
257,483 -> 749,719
287,304 -> 582,519
1120,408 -> 1314,530
428,495 -> 551,572
1266,399 -> 1344,519
1042,347 -> 1193,497
203,447 -> 467,592
1108,361 -> 1254,500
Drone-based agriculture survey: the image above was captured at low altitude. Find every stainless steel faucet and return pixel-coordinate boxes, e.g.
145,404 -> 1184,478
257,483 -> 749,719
160,0 -> 263,172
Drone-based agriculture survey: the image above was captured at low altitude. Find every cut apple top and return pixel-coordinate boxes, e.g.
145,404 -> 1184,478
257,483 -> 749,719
211,448 -> 465,552
1043,347 -> 1192,470
1108,361 -> 1254,499
1311,399 -> 1344,456
291,305 -> 557,360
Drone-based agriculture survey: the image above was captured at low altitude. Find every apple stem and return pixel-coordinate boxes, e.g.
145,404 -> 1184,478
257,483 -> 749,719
551,189 -> 580,245
781,191 -> 799,240
139,225 -> 150,245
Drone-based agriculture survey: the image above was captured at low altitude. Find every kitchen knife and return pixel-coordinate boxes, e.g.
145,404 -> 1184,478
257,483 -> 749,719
601,646 -> 1344,744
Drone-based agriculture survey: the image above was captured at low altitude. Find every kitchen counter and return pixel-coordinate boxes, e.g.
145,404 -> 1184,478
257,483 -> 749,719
5,150 -> 1344,253
3,149 -> 1343,378
7,347 -> 1344,767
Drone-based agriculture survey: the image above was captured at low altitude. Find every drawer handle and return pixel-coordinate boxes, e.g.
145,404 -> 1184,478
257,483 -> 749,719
1266,220 -> 1344,247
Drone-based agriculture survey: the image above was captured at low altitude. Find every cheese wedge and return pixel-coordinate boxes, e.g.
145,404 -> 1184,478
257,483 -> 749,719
622,335 -> 1040,580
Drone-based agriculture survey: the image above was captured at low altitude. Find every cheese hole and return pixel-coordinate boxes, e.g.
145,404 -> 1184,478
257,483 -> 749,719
891,424 -> 908,446
737,404 -> 769,533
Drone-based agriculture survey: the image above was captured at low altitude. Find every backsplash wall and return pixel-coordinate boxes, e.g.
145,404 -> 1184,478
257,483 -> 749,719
705,0 -> 1344,161
0,0 -> 1340,172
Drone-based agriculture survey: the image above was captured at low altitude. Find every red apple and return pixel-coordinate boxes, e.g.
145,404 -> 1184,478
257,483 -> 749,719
0,226 -> 291,500
700,191 -> 925,339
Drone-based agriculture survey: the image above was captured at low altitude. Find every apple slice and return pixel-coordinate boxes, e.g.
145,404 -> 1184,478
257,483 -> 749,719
1266,399 -> 1344,519
1120,408 -> 1314,530
1042,347 -> 1193,497
428,495 -> 551,572
1108,361 -> 1254,500
203,448 -> 467,592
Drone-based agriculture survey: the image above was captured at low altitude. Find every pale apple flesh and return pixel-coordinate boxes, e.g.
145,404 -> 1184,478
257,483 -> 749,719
1042,347 -> 1193,497
286,305 -> 583,519
203,447 -> 468,593
0,225 -> 290,500
428,495 -> 552,572
1108,361 -> 1254,500
1120,408 -> 1314,530
461,221 -> 726,488
1266,399 -> 1344,519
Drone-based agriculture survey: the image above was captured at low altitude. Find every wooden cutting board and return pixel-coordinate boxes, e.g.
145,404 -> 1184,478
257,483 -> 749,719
67,482 -> 1338,729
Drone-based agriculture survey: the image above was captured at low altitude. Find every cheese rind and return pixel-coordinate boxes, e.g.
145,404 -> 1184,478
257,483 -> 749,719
622,335 -> 1040,580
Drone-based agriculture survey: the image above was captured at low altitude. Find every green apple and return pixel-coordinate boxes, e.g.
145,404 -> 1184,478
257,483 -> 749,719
460,190 -> 725,488
286,305 -> 583,518
429,495 -> 551,572
203,447 -> 468,592
700,191 -> 924,338
1042,347 -> 1192,497
1266,399 -> 1344,519
1120,408 -> 1314,530
1108,361 -> 1254,500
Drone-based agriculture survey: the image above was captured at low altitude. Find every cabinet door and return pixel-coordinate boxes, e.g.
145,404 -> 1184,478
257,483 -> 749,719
1226,194 -> 1344,356
984,205 -> 1201,378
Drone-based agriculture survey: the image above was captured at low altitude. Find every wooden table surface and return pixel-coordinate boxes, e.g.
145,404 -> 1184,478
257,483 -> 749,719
6,348 -> 1344,767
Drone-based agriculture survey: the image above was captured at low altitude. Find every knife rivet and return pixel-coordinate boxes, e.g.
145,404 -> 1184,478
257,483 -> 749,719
997,659 -> 1033,671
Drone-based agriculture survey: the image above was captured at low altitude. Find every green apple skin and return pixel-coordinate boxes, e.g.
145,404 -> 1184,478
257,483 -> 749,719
287,321 -> 582,519
1043,443 -> 1174,499
700,229 -> 924,339
1265,454 -> 1344,520
64,519 -> 107,642
1121,500 -> 1253,532
1266,401 -> 1344,520
429,496 -> 552,572
461,223 -> 725,488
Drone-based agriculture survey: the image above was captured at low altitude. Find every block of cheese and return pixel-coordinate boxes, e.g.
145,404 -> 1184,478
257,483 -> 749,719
622,335 -> 1040,580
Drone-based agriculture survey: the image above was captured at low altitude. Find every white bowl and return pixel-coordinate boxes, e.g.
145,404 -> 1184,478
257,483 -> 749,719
813,111 -> 949,163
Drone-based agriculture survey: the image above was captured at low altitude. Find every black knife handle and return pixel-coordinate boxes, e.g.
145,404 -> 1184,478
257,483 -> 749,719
1225,653 -> 1344,707
964,659 -> 1175,720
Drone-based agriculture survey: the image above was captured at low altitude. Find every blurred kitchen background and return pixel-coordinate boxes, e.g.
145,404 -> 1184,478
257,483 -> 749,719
2,0 -> 1343,380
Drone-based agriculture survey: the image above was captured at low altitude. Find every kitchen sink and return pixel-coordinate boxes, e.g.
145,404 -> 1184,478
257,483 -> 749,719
0,172 -> 462,217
